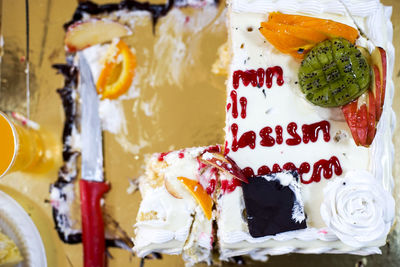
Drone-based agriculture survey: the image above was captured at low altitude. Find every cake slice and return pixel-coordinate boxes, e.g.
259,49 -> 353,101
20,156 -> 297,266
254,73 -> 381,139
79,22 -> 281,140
134,147 -> 218,265
0,230 -> 22,267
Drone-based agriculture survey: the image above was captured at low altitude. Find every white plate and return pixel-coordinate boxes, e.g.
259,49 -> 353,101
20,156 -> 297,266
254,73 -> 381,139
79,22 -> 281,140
0,190 -> 47,267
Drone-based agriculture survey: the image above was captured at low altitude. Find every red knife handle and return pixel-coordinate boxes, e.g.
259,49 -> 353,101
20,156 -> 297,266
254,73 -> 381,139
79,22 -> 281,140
80,180 -> 110,267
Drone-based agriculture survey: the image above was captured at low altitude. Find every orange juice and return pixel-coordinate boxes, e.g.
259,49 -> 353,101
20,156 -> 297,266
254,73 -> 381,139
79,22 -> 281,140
0,112 -> 60,177
0,112 -> 17,177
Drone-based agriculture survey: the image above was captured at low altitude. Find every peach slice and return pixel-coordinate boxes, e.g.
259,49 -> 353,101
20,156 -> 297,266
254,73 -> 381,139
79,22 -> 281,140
260,12 -> 359,59
65,19 -> 132,52
178,177 -> 213,220
198,152 -> 248,183
96,40 -> 136,99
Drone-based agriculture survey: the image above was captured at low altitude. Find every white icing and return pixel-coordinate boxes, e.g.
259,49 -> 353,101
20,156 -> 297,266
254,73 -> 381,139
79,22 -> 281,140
134,148 -> 214,259
218,0 -> 396,257
320,170 -> 395,248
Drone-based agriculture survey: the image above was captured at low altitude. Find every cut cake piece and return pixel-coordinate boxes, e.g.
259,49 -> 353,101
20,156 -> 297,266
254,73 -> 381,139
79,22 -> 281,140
134,147 -> 218,265
0,230 -> 22,267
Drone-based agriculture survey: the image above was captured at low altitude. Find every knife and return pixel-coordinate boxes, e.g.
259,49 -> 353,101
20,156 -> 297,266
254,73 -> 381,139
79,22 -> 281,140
78,53 -> 110,267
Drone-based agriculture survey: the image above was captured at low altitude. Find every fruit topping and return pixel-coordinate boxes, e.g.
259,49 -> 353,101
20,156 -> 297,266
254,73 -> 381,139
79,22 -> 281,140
164,178 -> 183,199
96,40 -> 136,99
178,177 -> 213,220
65,19 -> 132,52
198,152 -> 248,183
242,173 -> 307,237
259,12 -> 359,59
298,38 -> 370,107
370,47 -> 387,120
342,47 -> 387,147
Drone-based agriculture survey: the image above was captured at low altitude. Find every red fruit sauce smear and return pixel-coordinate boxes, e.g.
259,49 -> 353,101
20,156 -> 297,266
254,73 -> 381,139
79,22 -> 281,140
242,156 -> 342,185
158,151 -> 171,161
230,120 -> 330,152
221,178 -> 242,194
232,67 -> 284,90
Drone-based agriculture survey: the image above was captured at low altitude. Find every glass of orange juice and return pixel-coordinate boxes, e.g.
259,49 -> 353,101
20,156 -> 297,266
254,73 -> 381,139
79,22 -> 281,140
0,111 -> 60,178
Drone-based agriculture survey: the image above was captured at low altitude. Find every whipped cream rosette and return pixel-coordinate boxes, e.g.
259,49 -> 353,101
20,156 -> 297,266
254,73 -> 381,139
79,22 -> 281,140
321,170 -> 395,248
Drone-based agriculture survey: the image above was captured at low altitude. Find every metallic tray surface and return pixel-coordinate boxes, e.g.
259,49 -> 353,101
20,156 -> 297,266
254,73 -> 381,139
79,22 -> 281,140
0,0 -> 399,266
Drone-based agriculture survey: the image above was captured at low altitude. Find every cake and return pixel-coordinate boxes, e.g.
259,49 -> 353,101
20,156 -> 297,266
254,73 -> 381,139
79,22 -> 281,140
52,0 -> 396,265
134,0 -> 396,264
0,230 -> 22,267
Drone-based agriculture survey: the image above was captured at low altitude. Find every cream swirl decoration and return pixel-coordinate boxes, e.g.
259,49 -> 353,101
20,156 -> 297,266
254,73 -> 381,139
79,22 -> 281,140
320,170 -> 395,248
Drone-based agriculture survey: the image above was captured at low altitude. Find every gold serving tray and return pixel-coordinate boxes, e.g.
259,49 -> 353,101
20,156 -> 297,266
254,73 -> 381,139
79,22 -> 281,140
0,0 -> 399,266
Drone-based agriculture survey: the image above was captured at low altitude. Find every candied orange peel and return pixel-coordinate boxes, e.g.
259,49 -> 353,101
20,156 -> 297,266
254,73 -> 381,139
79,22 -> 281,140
259,12 -> 359,59
178,176 -> 213,220
96,40 -> 136,99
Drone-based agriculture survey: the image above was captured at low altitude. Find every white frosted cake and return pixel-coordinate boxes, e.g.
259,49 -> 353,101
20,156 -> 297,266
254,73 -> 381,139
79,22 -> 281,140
134,147 -> 218,265
133,0 -> 396,264
219,0 -> 395,259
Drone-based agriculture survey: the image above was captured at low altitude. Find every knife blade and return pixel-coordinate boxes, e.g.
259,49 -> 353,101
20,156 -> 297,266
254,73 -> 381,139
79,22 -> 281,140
78,53 -> 110,267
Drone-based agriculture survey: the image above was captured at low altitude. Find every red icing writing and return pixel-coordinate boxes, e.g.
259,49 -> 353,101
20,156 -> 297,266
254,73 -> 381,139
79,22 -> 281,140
275,125 -> 283,145
231,123 -> 256,152
286,122 -> 302,146
231,121 -> 331,151
242,156 -> 341,184
302,120 -> 331,143
233,67 -> 284,89
259,126 -> 275,147
240,97 -> 247,119
266,66 -> 284,88
302,156 -> 342,184
230,90 -> 238,119
242,167 -> 255,177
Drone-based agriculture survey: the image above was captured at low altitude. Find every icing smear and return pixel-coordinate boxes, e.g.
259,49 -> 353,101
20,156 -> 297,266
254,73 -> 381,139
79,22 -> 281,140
320,170 -> 395,248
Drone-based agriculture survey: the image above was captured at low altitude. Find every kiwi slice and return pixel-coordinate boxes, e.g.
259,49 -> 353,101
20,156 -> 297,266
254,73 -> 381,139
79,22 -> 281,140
298,38 -> 371,107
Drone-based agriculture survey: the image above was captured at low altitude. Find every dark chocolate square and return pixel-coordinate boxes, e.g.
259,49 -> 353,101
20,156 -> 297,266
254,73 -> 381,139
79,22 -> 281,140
242,174 -> 307,237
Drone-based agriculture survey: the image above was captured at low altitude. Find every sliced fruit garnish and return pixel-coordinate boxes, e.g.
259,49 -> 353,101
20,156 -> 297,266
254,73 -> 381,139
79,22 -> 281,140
164,178 -> 183,199
370,47 -> 387,120
96,40 -> 136,99
298,38 -> 370,107
178,177 -> 213,220
342,90 -> 376,147
260,12 -> 359,59
198,152 -> 248,183
258,28 -> 313,59
65,19 -> 132,52
341,46 -> 387,147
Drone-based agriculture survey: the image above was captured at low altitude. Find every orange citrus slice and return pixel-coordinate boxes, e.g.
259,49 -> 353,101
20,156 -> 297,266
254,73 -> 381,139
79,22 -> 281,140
261,22 -> 327,43
260,12 -> 359,59
96,40 -> 136,99
178,177 -> 213,220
